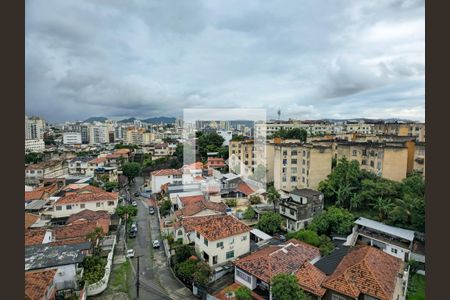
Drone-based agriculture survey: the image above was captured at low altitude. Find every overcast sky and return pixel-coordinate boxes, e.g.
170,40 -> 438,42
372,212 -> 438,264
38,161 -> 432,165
25,0 -> 424,123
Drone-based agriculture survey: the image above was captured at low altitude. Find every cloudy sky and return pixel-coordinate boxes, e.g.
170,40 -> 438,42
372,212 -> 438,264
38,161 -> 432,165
25,0 -> 424,123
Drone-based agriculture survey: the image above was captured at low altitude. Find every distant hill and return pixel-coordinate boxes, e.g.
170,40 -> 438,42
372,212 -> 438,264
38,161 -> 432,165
142,117 -> 176,124
118,117 -> 137,123
84,117 -> 107,123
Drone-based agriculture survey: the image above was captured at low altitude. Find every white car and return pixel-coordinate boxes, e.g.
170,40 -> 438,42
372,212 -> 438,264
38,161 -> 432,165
126,249 -> 135,258
132,201 -> 137,207
152,240 -> 160,248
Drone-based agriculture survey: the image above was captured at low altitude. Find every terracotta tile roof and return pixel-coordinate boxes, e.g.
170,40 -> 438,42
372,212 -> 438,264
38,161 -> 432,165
179,195 -> 205,206
66,209 -> 110,223
194,215 -> 250,241
25,213 -> 39,229
322,245 -> 403,300
179,215 -> 225,232
25,190 -> 46,201
151,169 -> 183,176
295,262 -> 327,297
184,162 -> 204,170
54,220 -> 98,241
114,149 -> 130,154
57,186 -> 117,205
88,157 -> 107,164
25,269 -> 57,300
25,229 -> 46,246
178,200 -> 228,217
233,239 -> 321,283
236,182 -> 255,196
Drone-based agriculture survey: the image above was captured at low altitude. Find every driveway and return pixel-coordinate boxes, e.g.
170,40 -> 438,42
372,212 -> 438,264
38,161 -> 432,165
127,177 -> 196,300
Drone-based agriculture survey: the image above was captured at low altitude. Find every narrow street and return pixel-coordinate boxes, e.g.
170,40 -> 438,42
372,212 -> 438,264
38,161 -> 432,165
127,177 -> 196,300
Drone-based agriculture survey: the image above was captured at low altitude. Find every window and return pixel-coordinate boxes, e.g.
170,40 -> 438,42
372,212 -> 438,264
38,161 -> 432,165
217,242 -> 224,248
361,160 -> 367,165
291,176 -> 297,182
226,251 -> 235,259
241,236 -> 247,241
204,238 -> 208,246
282,176 -> 287,182
283,150 -> 288,156
291,167 -> 297,173
331,294 -> 346,300
282,159 -> 287,165
352,150 -> 357,156
302,159 -> 306,165
391,248 -> 398,254
291,159 -> 297,164
56,206 -> 62,211
377,161 -> 382,170
302,168 -> 305,174
236,269 -> 252,283
213,255 -> 218,265
302,177 -> 305,183
196,232 -> 200,239
370,161 -> 374,167
178,230 -> 183,236
96,202 -> 101,207
66,205 -> 72,210
230,238 -> 235,244
291,150 -> 297,156
80,204 -> 85,209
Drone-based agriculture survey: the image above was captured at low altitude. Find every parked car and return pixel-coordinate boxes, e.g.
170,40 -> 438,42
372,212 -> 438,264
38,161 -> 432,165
152,240 -> 160,248
129,231 -> 137,239
126,249 -> 135,258
134,192 -> 140,197
149,206 -> 155,215
132,201 -> 137,207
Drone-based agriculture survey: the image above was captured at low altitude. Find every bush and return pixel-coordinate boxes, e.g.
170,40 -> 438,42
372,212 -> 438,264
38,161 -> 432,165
249,195 -> 262,205
285,229 -> 335,255
243,207 -> 256,220
81,256 -> 107,284
235,286 -> 252,300
160,199 -> 172,217
257,212 -> 283,235
309,206 -> 355,236
225,198 -> 237,207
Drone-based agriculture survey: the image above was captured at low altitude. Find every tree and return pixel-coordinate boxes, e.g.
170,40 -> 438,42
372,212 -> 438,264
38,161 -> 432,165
243,206 -> 256,220
249,195 -> 262,205
104,181 -> 119,192
197,132 -> 225,159
122,162 -> 141,183
193,261 -> 211,286
116,205 -> 138,219
225,198 -> 237,207
309,206 -> 355,236
175,259 -> 197,283
25,152 -> 44,164
257,212 -> 283,235
160,199 -> 172,217
391,194 -> 423,227
271,273 -> 306,300
370,197 -> 395,221
231,134 -> 245,142
86,227 -> 105,255
267,186 -> 280,212
271,128 -> 307,142
401,172 -> 425,198
285,230 -> 334,255
174,245 -> 193,263
235,286 -> 252,300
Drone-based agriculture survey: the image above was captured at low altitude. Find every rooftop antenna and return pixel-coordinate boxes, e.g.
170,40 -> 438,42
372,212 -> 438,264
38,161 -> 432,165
277,109 -> 281,121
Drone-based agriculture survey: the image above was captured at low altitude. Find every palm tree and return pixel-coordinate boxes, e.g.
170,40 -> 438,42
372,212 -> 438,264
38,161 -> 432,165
392,194 -> 420,225
86,227 -> 105,255
267,186 -> 280,212
370,197 -> 395,221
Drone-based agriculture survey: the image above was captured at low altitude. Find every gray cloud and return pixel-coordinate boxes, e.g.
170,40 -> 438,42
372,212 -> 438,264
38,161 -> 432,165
25,0 -> 424,122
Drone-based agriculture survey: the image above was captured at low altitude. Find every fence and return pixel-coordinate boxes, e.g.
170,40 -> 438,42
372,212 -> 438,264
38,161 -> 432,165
85,235 -> 117,296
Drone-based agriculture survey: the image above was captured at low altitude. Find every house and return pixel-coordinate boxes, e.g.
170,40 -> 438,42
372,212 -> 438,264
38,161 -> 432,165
150,169 -> 183,193
86,157 -> 107,176
25,269 -> 58,300
175,200 -> 228,219
279,189 -> 324,232
207,157 -> 226,169
66,209 -> 111,234
42,185 -> 118,218
173,215 -> 225,244
321,246 -> 407,300
346,217 -> 416,262
25,242 -> 91,295
94,166 -> 118,183
233,239 -> 321,299
68,156 -> 94,175
176,194 -> 205,209
194,215 -> 251,267
25,160 -> 68,186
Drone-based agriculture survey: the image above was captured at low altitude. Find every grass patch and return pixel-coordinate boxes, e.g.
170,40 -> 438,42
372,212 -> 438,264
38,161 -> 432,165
108,260 -> 132,296
407,273 -> 425,300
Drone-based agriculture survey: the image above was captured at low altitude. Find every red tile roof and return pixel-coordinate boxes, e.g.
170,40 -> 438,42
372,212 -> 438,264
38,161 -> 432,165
322,246 -> 403,300
178,215 -> 225,232
177,200 -> 228,217
194,215 -> 250,241
295,262 -> 327,297
179,195 -> 205,206
233,239 -> 321,283
25,229 -> 46,246
25,269 -> 57,300
151,169 -> 183,176
236,182 -> 255,196
57,186 -> 117,205
88,157 -> 107,164
25,190 -> 46,202
25,213 -> 39,229
114,148 -> 131,154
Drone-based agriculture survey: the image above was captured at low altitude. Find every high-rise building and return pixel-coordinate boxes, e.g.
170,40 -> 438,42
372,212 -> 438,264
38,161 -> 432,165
25,116 -> 46,140
88,124 -> 109,144
63,132 -> 82,145
25,139 -> 45,152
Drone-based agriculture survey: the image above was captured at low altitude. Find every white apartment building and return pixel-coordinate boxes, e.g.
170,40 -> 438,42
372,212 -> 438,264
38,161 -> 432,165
25,116 -> 46,140
88,125 -> 109,144
194,215 -> 251,267
68,157 -> 93,175
63,132 -> 82,145
25,160 -> 68,185
150,169 -> 183,193
124,128 -> 144,145
25,139 -> 45,152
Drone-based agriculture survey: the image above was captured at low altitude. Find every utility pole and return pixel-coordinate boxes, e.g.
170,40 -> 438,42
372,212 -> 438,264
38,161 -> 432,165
135,255 -> 143,298
125,213 -> 128,243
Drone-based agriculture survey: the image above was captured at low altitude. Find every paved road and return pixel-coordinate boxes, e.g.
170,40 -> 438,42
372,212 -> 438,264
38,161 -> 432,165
127,177 -> 196,300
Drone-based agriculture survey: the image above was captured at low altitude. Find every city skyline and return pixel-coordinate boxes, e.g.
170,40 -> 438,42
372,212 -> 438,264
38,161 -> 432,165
26,0 -> 424,123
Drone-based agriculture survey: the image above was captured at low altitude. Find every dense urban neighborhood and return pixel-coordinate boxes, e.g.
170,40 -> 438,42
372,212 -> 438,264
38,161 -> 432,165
24,116 -> 425,300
